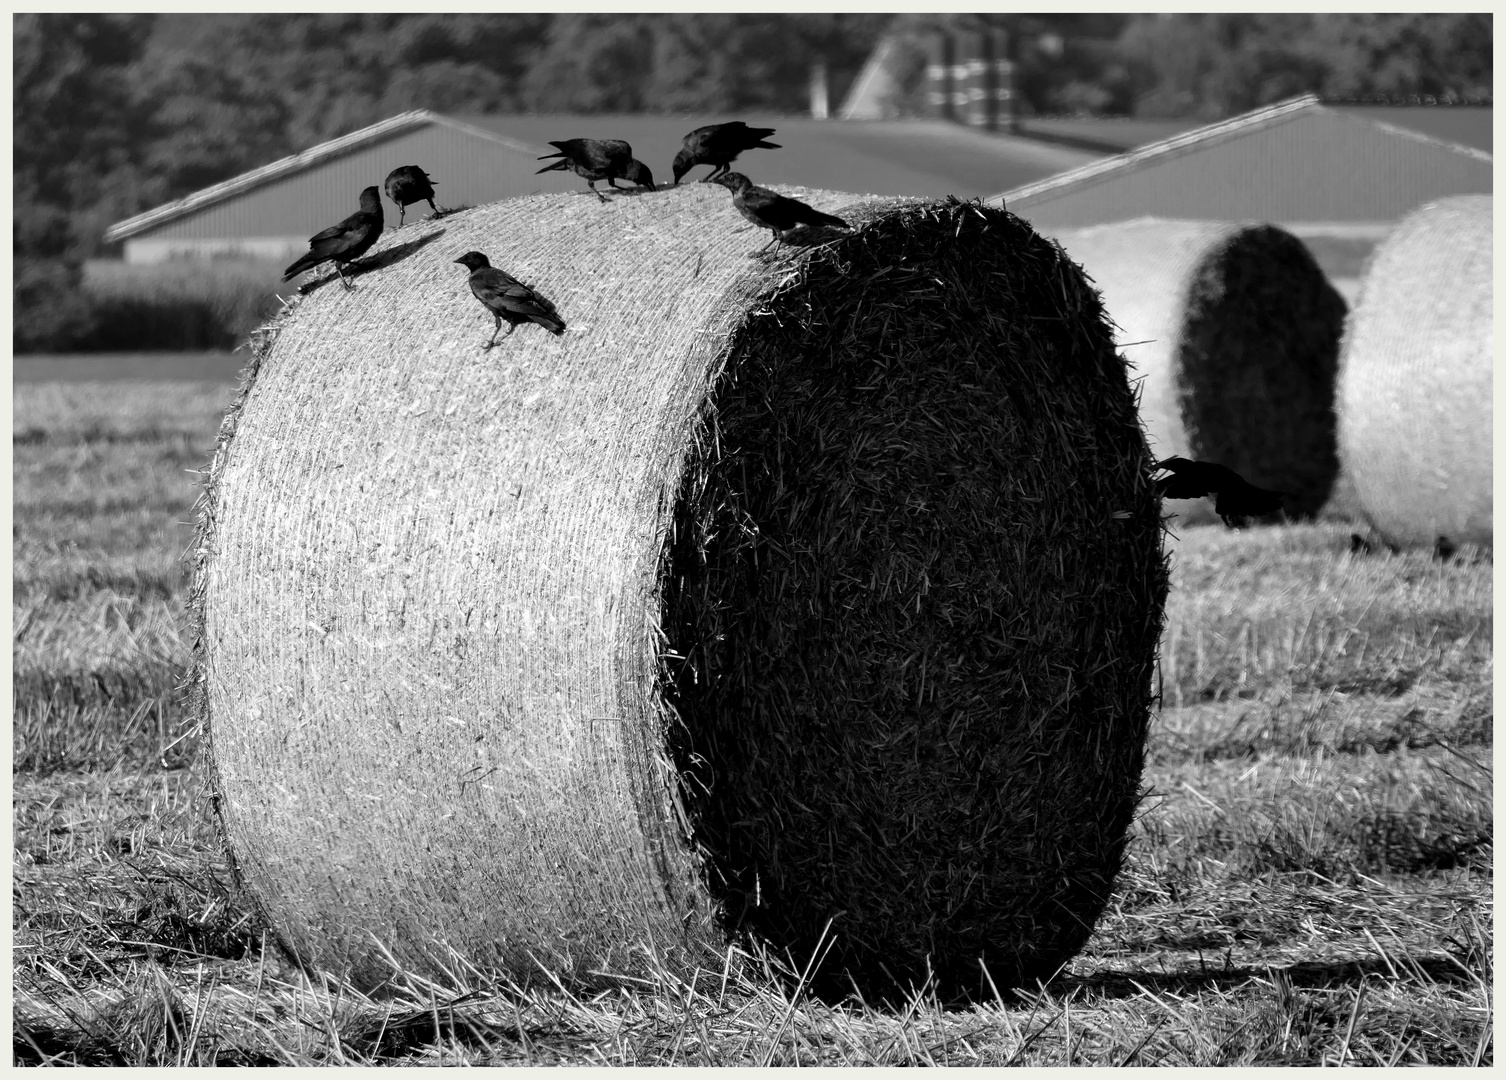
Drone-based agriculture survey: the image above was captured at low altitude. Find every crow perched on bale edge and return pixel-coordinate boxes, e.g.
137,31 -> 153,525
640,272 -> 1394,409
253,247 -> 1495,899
454,251 -> 565,348
672,122 -> 781,184
710,172 -> 851,254
1152,456 -> 1285,528
536,139 -> 655,201
281,186 -> 385,289
384,165 -> 439,227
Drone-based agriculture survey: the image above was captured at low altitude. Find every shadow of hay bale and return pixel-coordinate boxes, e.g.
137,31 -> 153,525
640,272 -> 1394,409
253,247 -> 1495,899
1335,195 -> 1492,549
1051,219 -> 1348,524
190,186 -> 1169,1005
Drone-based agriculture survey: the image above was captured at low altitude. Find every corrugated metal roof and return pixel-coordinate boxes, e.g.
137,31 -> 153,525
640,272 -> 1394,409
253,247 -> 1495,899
454,113 -> 1100,198
995,95 -> 1491,210
996,95 -> 1322,205
105,110 -> 1107,245
104,111 -> 544,242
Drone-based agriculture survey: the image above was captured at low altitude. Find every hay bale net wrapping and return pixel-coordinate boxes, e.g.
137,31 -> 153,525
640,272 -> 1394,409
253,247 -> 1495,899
191,184 -> 1168,1002
1336,195 -> 1492,548
1052,219 -> 1348,522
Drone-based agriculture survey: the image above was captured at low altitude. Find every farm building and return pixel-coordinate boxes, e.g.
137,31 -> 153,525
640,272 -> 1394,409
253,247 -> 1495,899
995,94 -> 1492,282
102,110 -> 1106,264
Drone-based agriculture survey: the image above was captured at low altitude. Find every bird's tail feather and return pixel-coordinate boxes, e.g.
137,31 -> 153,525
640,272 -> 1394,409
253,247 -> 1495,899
281,252 -> 321,281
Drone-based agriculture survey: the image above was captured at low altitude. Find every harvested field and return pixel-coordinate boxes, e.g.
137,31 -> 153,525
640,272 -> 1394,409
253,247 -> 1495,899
13,370 -> 1490,1064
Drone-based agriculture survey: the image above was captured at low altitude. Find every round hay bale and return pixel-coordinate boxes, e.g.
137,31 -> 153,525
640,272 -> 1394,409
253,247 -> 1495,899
1051,219 -> 1348,523
1335,196 -> 1492,548
191,185 -> 1169,1003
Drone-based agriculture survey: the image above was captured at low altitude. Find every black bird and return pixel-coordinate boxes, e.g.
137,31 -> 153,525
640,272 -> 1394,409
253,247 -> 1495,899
1152,456 -> 1285,528
384,165 -> 439,227
672,122 -> 781,184
1349,533 -> 1376,555
453,251 -> 565,347
535,139 -> 655,201
282,186 -> 384,288
1434,535 -> 1457,561
710,172 -> 851,254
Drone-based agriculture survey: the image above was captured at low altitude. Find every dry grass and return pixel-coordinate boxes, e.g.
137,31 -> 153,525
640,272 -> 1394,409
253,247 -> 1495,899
12,379 -> 1492,1065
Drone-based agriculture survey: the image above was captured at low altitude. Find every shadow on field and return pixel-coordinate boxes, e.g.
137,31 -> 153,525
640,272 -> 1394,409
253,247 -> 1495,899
1060,953 -> 1476,1002
298,230 -> 447,295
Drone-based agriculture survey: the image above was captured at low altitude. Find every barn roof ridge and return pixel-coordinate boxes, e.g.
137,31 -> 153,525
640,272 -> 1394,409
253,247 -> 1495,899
103,109 -> 544,242
993,93 -> 1491,207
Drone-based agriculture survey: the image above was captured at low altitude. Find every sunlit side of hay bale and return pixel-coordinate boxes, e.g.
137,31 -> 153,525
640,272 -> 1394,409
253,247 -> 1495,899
1052,219 -> 1348,523
1335,196 -> 1492,548
191,185 -> 1168,1003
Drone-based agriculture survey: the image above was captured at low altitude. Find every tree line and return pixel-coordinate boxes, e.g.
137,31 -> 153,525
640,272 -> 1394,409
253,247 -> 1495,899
14,13 -> 1491,348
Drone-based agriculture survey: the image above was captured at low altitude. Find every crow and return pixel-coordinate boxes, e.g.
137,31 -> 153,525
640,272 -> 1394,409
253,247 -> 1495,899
1434,534 -> 1457,562
536,139 -> 655,202
672,122 -> 781,184
1152,456 -> 1285,528
384,165 -> 439,227
453,251 -> 565,347
282,186 -> 384,288
710,172 -> 851,254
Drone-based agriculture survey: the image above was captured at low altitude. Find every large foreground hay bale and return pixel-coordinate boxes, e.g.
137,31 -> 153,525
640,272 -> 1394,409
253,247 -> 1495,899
1052,219 -> 1348,522
191,185 -> 1168,1003
1336,196 -> 1492,548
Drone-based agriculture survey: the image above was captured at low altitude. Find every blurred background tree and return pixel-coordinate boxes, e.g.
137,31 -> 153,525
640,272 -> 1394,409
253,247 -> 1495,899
13,11 -> 1492,278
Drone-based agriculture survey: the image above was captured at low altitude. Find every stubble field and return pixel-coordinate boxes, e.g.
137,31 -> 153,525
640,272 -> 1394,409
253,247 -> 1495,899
13,375 -> 1491,1065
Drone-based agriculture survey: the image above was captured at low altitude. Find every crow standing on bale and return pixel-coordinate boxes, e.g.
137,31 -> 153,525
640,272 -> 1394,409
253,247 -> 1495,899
1152,456 -> 1285,528
672,122 -> 781,184
281,186 -> 384,289
710,172 -> 851,254
384,165 -> 439,227
536,139 -> 655,201
454,251 -> 565,348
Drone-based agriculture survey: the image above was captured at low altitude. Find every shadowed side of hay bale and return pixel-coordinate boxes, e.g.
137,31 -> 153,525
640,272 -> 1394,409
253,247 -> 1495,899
1052,219 -> 1348,523
193,186 -> 1168,1003
1336,196 -> 1492,549
663,206 -> 1168,1001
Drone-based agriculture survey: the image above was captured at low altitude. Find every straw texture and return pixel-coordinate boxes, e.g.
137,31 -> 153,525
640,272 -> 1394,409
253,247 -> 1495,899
190,184 -> 1168,1003
1335,196 -> 1492,548
1053,219 -> 1348,523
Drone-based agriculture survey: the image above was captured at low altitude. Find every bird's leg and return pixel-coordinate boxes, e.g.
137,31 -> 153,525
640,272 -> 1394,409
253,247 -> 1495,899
504,322 -> 518,338
427,199 -> 439,218
757,232 -> 778,255
337,263 -> 354,290
589,181 -> 608,203
398,206 -> 406,229
484,317 -> 500,350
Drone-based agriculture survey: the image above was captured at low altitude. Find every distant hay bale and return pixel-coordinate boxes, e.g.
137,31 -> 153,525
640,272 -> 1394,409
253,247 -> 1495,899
1335,196 -> 1492,548
190,185 -> 1169,1003
1052,219 -> 1348,522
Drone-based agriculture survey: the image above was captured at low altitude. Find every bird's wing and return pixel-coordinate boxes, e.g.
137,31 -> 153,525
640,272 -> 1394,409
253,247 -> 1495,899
737,187 -> 794,229
591,139 -> 633,168
471,269 -> 553,316
305,209 -> 378,254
